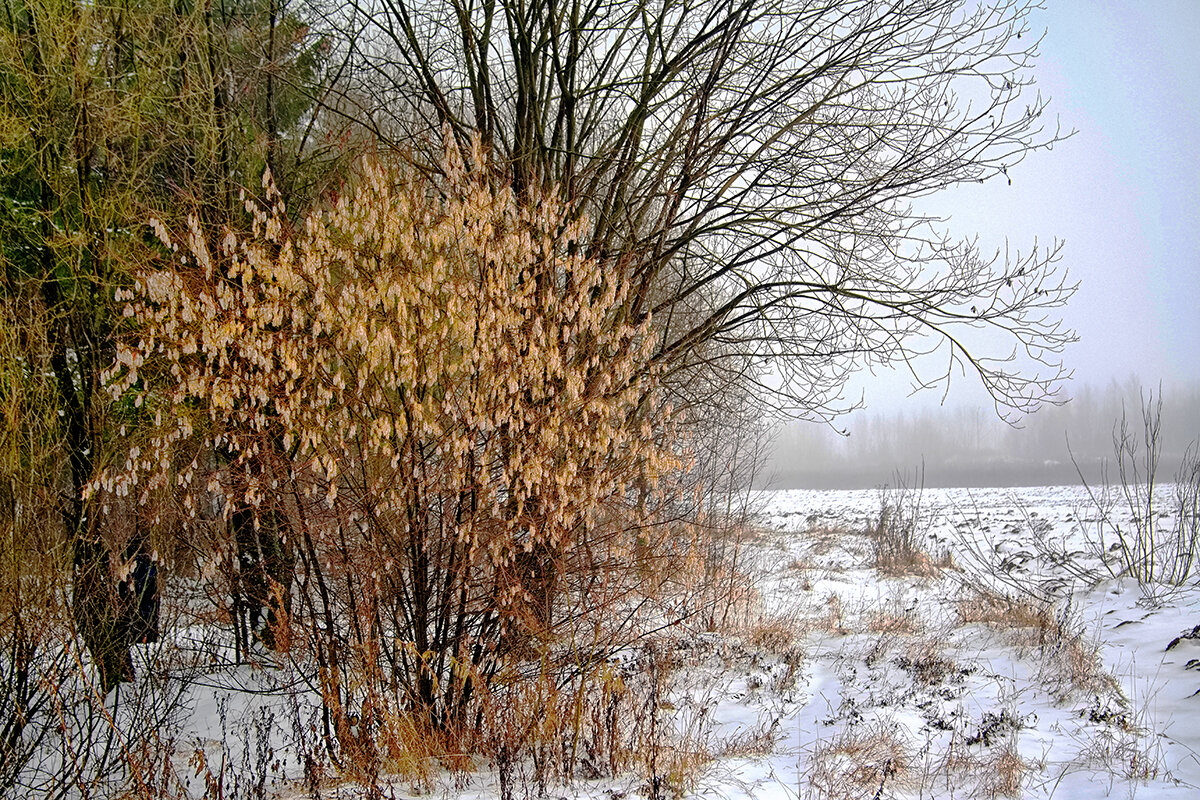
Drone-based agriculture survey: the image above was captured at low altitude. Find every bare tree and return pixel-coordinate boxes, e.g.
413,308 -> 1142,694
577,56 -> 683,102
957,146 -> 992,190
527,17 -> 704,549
311,0 -> 1074,421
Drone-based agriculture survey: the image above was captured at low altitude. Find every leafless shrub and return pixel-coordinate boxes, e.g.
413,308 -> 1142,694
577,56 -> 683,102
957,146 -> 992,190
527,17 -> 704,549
0,613 -> 57,793
0,634 -> 195,799
0,502 -> 196,799
947,488 -> 1106,626
642,511 -> 764,636
871,471 -> 948,577
1075,390 -> 1200,604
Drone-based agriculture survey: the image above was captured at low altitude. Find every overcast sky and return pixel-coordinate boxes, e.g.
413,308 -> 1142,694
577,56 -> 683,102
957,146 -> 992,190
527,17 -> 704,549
854,0 -> 1200,419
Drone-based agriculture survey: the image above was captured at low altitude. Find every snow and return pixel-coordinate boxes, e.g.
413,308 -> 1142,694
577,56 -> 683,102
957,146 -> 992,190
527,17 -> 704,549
686,484 -> 1200,800
51,484 -> 1200,799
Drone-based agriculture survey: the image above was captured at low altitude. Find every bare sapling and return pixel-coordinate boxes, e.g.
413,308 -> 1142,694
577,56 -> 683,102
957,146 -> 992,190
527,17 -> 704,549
872,469 -> 946,576
1076,390 -> 1200,603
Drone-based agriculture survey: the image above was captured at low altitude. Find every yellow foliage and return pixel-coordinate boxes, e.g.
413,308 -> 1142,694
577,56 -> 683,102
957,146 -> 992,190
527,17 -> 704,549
95,133 -> 678,733
105,137 -> 669,527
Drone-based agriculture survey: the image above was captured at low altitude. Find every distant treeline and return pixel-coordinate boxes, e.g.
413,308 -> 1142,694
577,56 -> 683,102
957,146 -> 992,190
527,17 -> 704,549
763,379 -> 1200,489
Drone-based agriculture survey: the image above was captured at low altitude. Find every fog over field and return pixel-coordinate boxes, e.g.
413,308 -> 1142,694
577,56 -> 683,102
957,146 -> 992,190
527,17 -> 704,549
764,379 -> 1200,489
753,0 -> 1200,493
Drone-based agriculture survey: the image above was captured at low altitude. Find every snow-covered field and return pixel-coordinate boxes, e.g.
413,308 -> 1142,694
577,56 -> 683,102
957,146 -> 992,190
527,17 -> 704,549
150,485 -> 1200,799
673,485 -> 1200,800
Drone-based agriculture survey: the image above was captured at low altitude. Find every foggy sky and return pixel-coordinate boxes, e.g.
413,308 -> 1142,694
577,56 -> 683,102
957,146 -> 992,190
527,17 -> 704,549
833,0 -> 1199,423
765,2 -> 1200,487
1004,0 -> 1199,390
763,379 -> 1200,490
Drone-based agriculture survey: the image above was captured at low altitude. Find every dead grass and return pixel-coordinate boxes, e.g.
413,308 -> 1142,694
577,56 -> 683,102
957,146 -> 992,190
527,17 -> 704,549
1077,723 -> 1165,784
786,557 -> 817,590
717,717 -> 782,759
803,709 -> 1036,800
805,720 -> 914,800
752,591 -> 852,641
896,637 -> 959,686
359,708 -> 458,789
975,743 -> 1030,798
923,739 -> 1030,799
865,608 -> 922,635
822,593 -> 849,636
802,524 -> 856,556
956,589 -> 1052,630
873,544 -> 952,578
1049,632 -> 1115,698
747,618 -> 798,652
957,589 -> 1116,698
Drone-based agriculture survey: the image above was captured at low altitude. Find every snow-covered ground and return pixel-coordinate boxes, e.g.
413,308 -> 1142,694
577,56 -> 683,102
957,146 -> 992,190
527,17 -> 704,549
668,485 -> 1200,800
142,485 -> 1200,799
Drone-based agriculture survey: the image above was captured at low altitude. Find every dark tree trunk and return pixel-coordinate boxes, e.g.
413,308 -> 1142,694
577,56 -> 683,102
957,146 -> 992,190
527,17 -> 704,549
42,266 -> 131,694
232,505 -> 294,653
